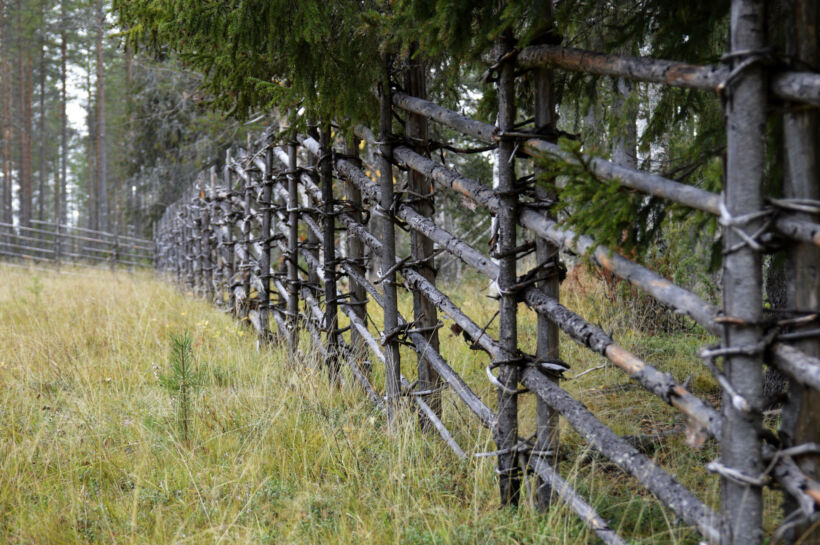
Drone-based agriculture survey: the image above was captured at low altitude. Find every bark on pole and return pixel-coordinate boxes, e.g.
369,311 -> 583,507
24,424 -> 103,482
319,123 -> 339,378
722,1 -> 766,543
224,150 -> 236,314
378,57 -> 402,424
532,30 -> 561,510
495,28 -> 522,506
259,135 -> 274,345
241,168 -> 252,319
405,51 -> 442,424
287,140 -> 300,354
344,136 -> 370,376
780,1 -> 820,542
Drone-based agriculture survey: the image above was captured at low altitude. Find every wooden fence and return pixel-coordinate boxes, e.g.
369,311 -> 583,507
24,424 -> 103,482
0,219 -> 153,270
154,6 -> 820,544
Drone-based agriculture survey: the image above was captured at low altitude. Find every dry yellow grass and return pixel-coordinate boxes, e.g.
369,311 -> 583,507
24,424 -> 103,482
0,263 -> 781,544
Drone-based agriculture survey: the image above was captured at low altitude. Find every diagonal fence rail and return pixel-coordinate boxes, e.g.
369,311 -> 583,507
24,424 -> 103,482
154,6 -> 820,543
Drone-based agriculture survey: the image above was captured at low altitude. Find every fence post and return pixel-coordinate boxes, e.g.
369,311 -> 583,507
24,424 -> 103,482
225,150 -> 237,314
345,136 -> 370,376
721,1 -> 766,543
241,164 -> 253,320
320,123 -> 340,378
54,221 -> 61,272
780,2 -> 820,542
258,132 -> 274,345
286,138 -> 301,353
532,29 -> 561,509
405,53 -> 442,425
494,28 -> 522,506
377,57 -> 402,423
306,126 -> 323,331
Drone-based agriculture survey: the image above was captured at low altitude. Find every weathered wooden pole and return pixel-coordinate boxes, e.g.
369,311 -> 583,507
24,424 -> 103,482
532,22 -> 561,510
286,138 -> 300,353
241,165 -> 253,320
495,28 -> 522,506
405,51 -> 442,424
320,123 -> 340,378
258,133 -> 274,345
224,150 -> 236,314
209,166 -> 219,302
780,2 -> 820,543
344,135 -> 370,375
378,57 -> 402,423
305,126 -> 322,340
721,1 -> 766,543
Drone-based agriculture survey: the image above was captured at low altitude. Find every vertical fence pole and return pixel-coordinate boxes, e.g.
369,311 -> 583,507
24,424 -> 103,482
209,166 -> 218,301
378,57 -> 402,423
532,28 -> 561,509
345,136 -> 370,376
722,1 -> 766,543
54,221 -> 61,272
224,150 -> 236,314
306,126 -> 322,327
781,2 -> 820,542
320,123 -> 340,378
494,28 -> 522,506
242,165 -> 252,320
405,52 -> 442,424
286,138 -> 300,353
258,133 -> 274,345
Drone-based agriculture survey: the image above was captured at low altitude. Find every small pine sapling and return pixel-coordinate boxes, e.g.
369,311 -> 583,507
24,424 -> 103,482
161,332 -> 203,446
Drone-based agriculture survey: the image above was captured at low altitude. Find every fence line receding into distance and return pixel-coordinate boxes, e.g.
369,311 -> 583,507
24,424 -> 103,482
153,5 -> 820,544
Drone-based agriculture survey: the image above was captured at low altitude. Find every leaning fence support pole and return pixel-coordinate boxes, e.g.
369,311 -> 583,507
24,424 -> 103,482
320,123 -> 340,378
378,57 -> 402,423
286,138 -> 300,354
722,1 -> 766,543
780,2 -> 820,542
494,28 -> 522,506
405,51 -> 442,424
532,27 -> 561,510
258,133 -> 274,345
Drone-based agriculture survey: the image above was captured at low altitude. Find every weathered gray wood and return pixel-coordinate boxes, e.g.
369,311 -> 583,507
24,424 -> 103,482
257,136 -> 274,345
319,124 -> 340,378
405,55 -> 443,426
344,136 -> 370,376
516,43 -> 727,91
495,30 -> 522,506
722,2 -> 766,543
533,43 -> 561,510
286,140 -> 300,352
377,61 -> 402,423
224,151 -> 237,314
772,71 -> 820,107
521,368 -> 722,544
780,4 -> 820,542
391,92 -> 722,214
527,455 -> 628,545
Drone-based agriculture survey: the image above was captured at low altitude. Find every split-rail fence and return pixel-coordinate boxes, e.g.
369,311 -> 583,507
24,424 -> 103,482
0,219 -> 153,270
154,4 -> 820,544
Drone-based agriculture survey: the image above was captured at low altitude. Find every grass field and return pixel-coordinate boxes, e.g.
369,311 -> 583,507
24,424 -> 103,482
0,263 -> 783,544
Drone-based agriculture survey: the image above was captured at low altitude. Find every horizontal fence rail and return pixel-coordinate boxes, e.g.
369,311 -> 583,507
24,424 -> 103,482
0,220 -> 153,270
154,9 -> 820,544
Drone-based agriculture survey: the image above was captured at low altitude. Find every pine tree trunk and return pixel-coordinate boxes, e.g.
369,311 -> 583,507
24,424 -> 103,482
59,0 -> 67,225
37,29 -> 45,224
0,0 -> 12,225
95,0 -> 107,232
